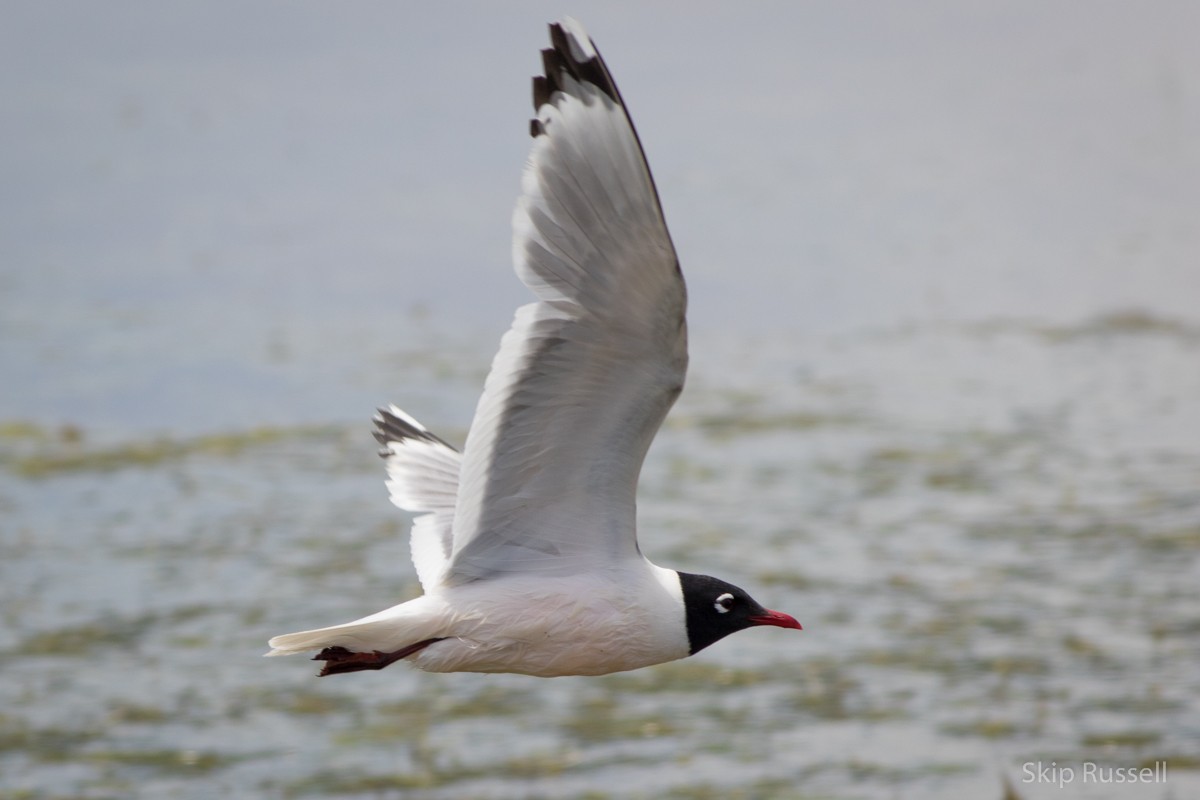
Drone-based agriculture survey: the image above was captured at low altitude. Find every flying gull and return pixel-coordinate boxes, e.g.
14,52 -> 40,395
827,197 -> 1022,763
267,18 -> 801,677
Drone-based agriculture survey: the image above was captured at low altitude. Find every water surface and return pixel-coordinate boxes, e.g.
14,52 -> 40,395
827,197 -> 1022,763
3,3 -> 1198,798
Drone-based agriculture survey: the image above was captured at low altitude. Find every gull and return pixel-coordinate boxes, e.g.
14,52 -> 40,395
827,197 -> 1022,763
266,18 -> 801,678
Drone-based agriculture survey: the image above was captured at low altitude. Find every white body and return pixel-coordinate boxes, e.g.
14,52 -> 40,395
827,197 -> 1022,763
275,564 -> 687,676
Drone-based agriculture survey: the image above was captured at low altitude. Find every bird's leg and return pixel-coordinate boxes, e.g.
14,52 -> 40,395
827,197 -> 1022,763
313,638 -> 445,677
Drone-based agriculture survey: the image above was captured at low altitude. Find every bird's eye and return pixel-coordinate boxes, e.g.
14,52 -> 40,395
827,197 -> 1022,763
714,593 -> 735,614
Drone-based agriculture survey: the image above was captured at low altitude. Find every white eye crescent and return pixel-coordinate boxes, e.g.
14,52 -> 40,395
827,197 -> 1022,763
714,593 -> 735,614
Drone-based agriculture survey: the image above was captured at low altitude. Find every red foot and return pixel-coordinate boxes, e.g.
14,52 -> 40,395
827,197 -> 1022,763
313,638 -> 444,677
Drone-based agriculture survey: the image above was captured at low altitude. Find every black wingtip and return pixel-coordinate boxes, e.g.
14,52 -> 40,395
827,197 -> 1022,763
532,74 -> 552,110
529,19 -> 621,139
546,22 -> 618,103
372,406 -> 459,455
526,19 -> 673,225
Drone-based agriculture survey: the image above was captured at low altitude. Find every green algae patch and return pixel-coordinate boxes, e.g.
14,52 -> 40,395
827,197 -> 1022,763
0,718 -> 101,756
928,310 -> 1200,343
755,569 -> 825,591
13,606 -> 215,657
17,618 -> 150,656
1141,525 -> 1200,551
436,684 -> 538,719
1080,730 -> 1162,748
0,718 -> 261,781
1140,754 -> 1200,769
286,748 -> 585,797
601,660 -> 771,693
287,770 -> 443,795
332,684 -> 541,746
1036,309 -> 1200,342
8,424 -> 346,478
940,718 -> 1023,739
670,410 -> 865,439
666,779 -> 842,800
248,686 -> 360,716
839,758 -> 976,782
1081,694 -> 1182,714
563,697 -> 677,742
924,464 -> 989,492
859,645 -> 1050,678
0,421 -> 55,441
81,748 -> 251,773
106,702 -> 170,725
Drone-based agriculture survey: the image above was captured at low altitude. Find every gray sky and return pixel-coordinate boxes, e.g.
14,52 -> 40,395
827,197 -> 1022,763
3,1 -> 1198,428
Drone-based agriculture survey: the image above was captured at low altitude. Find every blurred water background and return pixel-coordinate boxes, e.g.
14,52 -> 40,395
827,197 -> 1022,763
2,2 -> 1199,798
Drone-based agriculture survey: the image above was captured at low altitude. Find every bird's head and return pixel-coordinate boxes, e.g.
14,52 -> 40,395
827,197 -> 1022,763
677,572 -> 802,655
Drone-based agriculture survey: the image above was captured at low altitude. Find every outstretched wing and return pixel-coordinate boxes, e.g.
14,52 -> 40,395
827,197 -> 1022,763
445,18 -> 687,584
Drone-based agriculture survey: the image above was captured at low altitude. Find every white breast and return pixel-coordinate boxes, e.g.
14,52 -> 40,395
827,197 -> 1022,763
413,562 -> 688,676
